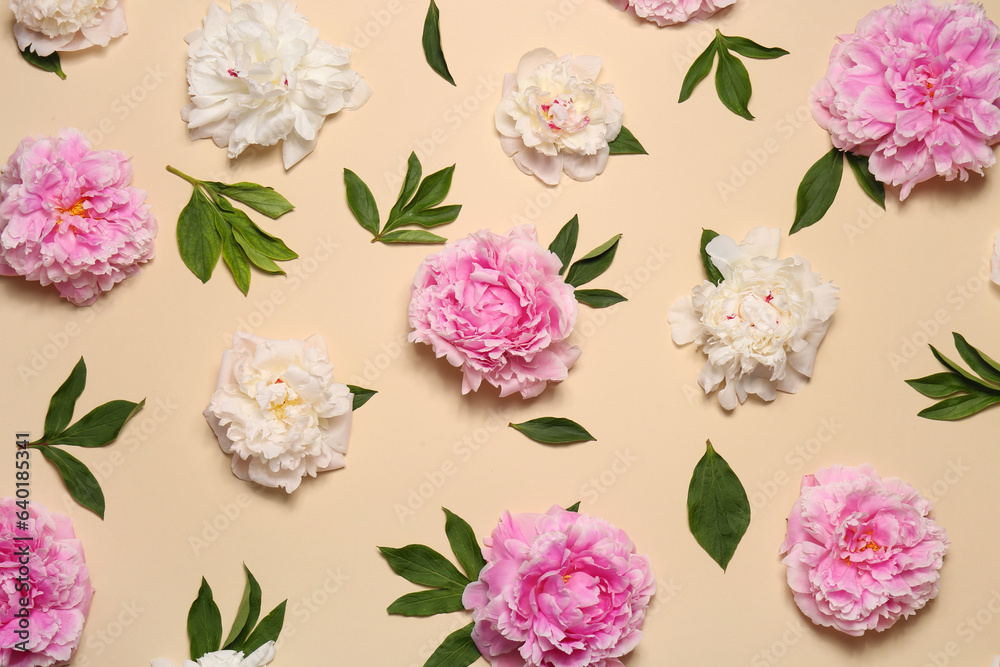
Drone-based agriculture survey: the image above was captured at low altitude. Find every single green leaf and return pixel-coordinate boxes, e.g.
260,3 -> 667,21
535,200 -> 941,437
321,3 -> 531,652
791,147 -> 844,234
719,35 -> 789,60
47,399 -> 144,447
548,215 -> 579,276
679,40 -> 718,103
423,622 -> 480,667
344,169 -> 381,236
215,215 -> 252,295
20,47 -> 66,79
565,502 -> 581,512
443,508 -> 486,580
403,165 -> 456,215
387,589 -> 465,617
231,228 -> 285,274
844,152 -> 885,210
574,289 -> 627,308
241,601 -> 286,655
205,182 -> 294,219
223,565 -> 262,651
399,205 -> 462,228
687,440 -> 751,571
952,333 -> 1000,385
715,46 -> 754,120
905,372 -> 994,398
509,418 -> 596,445
36,446 -> 105,519
223,208 -> 298,261
565,235 -> 621,288
188,578 -> 223,660
378,545 -> 471,591
346,385 -> 377,411
917,394 -> 1000,421
422,0 -> 456,86
699,229 -> 724,286
378,230 -> 447,244
177,188 -> 223,283
607,126 -> 648,156
929,344 -> 990,386
389,153 -> 423,222
42,357 -> 86,441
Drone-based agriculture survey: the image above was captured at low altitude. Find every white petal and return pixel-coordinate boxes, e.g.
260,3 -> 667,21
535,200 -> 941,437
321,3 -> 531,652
282,133 -> 318,170
739,226 -> 781,258
515,48 -> 558,90
667,296 -> 702,344
571,55 -> 603,82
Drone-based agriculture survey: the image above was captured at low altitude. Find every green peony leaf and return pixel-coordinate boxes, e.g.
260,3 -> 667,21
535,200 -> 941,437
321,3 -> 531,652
422,0 -> 456,86
36,446 -> 105,519
679,40 -> 717,103
443,508 -> 486,581
565,235 -> 622,288
719,35 -> 789,60
344,168 -> 381,236
222,565 -> 262,651
346,385 -> 378,411
574,289 -> 627,308
844,152 -> 885,210
387,589 -> 465,617
607,126 -> 648,156
206,182 -> 294,219
699,229 -> 724,286
378,545 -> 471,591
905,372 -> 992,399
917,394 -> 1000,421
952,332 -> 1000,385
41,357 -> 86,442
390,153 -> 423,222
214,215 -> 252,295
240,601 -> 286,655
548,215 -> 579,276
403,165 -> 456,215
177,187 -> 223,283
188,578 -> 223,660
423,623 -> 480,667
687,440 -> 751,571
714,46 -> 754,120
791,147 -> 844,234
509,418 -> 596,445
378,230 -> 447,244
565,502 -> 581,513
47,399 -> 145,448
20,47 -> 66,79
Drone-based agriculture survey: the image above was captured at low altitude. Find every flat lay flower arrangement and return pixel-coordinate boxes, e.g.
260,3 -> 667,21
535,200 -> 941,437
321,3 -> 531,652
2,0 -> 1000,665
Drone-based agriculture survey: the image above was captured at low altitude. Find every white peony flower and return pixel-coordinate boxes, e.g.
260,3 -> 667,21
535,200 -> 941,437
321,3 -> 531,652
992,233 -> 1000,287
495,48 -> 624,185
182,0 -> 372,170
204,333 -> 353,493
11,0 -> 127,56
150,641 -> 276,667
668,227 -> 839,410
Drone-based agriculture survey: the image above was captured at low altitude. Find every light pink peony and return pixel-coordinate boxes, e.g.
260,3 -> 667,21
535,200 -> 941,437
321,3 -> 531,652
463,506 -> 656,667
10,0 -> 127,57
780,465 -> 949,636
811,0 -> 1000,200
408,225 -> 580,398
608,0 -> 736,26
0,128 -> 157,306
0,498 -> 94,667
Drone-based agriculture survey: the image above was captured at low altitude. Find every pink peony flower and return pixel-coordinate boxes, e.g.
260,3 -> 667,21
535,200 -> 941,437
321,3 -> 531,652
780,464 -> 949,636
10,0 -> 127,57
608,0 -> 736,26
463,506 -> 656,667
0,498 -> 94,667
811,0 -> 1000,200
0,128 -> 157,306
408,225 -> 580,398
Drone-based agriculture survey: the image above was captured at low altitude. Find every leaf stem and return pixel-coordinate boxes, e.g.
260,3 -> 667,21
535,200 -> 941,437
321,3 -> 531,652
166,165 -> 204,188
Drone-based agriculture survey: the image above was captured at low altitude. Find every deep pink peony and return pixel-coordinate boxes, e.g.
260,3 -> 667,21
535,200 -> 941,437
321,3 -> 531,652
0,498 -> 94,667
0,128 -> 157,306
811,0 -> 1000,199
408,225 -> 580,398
463,506 -> 656,667
608,0 -> 736,26
780,465 -> 949,636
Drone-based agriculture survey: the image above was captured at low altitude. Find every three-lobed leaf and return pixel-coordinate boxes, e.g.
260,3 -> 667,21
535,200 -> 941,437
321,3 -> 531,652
41,357 -> 86,441
423,623 -> 480,667
443,508 -> 486,581
20,47 -> 66,79
422,0 -> 456,86
565,235 -> 622,288
607,126 -> 648,156
346,385 -> 378,411
509,418 -> 596,445
791,147 -> 844,234
574,289 -> 627,308
188,578 -> 223,660
36,446 -> 105,519
687,440 -> 751,571
548,216 -> 579,276
47,399 -> 145,447
699,229 -> 724,286
378,545 -> 472,591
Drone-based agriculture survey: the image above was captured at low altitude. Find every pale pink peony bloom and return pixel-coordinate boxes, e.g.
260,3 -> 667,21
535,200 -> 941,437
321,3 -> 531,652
408,225 -> 580,398
0,128 -> 157,306
780,465 -> 949,636
495,49 -> 624,185
811,0 -> 1000,200
150,641 -> 276,667
10,0 -> 127,57
463,506 -> 656,667
0,498 -> 93,667
607,0 -> 736,26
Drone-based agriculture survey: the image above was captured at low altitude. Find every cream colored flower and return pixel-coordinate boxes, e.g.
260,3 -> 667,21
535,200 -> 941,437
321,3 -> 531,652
150,641 -> 276,667
204,333 -> 352,493
11,0 -> 127,56
495,48 -> 624,185
668,227 -> 839,409
182,0 -> 372,169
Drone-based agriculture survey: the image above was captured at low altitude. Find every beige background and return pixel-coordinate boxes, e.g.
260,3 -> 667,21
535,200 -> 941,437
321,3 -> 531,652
3,0 -> 1000,665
